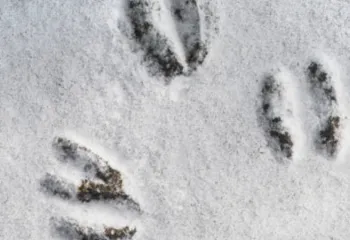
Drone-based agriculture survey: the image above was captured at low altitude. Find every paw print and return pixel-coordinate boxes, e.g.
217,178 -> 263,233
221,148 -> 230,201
40,137 -> 140,239
258,57 -> 346,163
124,0 -> 219,82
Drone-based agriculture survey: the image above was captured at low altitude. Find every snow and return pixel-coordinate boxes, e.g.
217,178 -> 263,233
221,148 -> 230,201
2,0 -> 350,239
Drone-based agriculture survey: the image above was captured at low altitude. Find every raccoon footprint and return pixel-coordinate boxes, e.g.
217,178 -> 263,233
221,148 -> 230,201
125,0 -> 217,81
40,136 -> 140,240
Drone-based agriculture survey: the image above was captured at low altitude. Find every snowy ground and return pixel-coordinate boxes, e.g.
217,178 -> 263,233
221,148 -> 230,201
2,0 -> 350,239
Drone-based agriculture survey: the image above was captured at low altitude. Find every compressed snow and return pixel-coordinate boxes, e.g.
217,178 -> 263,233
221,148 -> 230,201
2,0 -> 350,239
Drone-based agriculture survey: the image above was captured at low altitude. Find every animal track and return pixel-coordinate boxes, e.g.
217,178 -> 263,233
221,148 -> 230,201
40,137 -> 140,240
124,0 -> 217,81
259,59 -> 344,162
169,0 -> 208,69
307,62 -> 340,156
260,75 -> 294,159
52,218 -> 136,240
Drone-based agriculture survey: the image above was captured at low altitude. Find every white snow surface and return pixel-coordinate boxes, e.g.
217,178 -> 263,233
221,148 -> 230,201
2,0 -> 350,239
